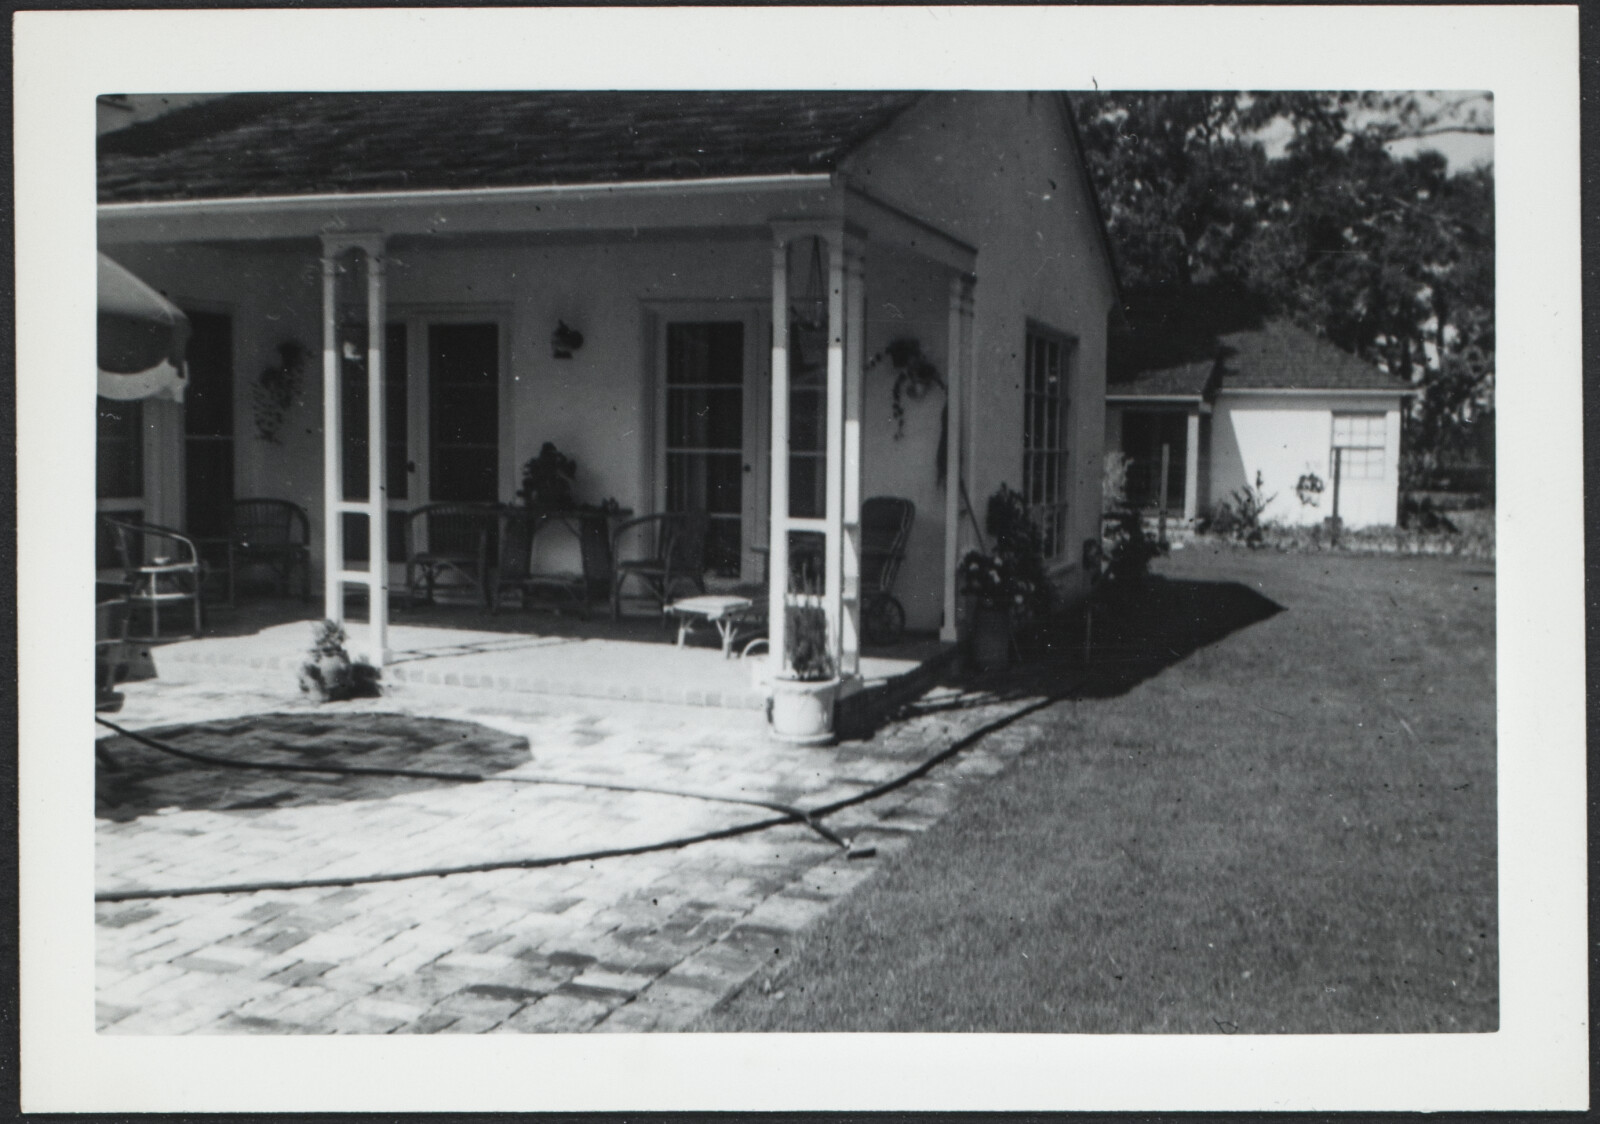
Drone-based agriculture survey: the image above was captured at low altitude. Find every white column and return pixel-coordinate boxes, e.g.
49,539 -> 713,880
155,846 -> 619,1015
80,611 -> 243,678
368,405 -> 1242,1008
822,229 -> 846,675
941,274 -> 973,642
365,245 -> 389,662
840,238 -> 867,677
1184,408 -> 1201,522
767,235 -> 790,673
320,246 -> 342,624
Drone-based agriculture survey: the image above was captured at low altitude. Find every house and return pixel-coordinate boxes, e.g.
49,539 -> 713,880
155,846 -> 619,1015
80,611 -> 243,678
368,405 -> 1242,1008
97,91 -> 1118,691
1105,318 -> 1411,530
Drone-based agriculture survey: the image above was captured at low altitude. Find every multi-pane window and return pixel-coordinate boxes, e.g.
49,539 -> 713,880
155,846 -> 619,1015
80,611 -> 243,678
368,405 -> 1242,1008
1022,328 -> 1073,560
1332,413 -> 1386,481
664,321 -> 745,578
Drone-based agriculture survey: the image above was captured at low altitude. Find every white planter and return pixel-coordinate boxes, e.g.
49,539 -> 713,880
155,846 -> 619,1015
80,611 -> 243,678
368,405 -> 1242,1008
769,677 -> 840,745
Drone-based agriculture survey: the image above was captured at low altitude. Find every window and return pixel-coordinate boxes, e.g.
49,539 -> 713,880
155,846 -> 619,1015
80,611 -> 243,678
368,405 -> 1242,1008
1022,328 -> 1074,560
1332,413 -> 1386,481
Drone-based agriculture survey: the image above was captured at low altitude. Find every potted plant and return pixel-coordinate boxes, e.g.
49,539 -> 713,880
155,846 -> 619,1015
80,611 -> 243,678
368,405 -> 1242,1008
517,442 -> 578,513
769,599 -> 839,745
957,485 -> 1050,671
867,336 -> 944,439
297,619 -> 379,702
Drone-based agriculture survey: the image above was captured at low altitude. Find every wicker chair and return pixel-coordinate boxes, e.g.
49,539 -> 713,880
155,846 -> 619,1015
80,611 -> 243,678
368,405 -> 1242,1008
230,498 -> 312,601
609,511 -> 708,619
859,496 -> 916,645
403,503 -> 498,608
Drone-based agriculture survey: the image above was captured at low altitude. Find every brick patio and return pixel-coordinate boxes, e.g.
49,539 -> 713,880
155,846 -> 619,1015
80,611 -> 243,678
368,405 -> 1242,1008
96,618 -> 1049,1033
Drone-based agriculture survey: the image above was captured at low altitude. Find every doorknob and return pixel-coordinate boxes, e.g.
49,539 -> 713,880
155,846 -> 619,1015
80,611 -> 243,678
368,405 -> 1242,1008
743,463 -> 752,474
407,460 -> 416,473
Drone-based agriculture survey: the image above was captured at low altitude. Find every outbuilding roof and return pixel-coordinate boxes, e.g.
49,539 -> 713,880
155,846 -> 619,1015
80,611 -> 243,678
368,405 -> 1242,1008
1217,320 -> 1411,392
97,91 -> 923,204
1110,319 -> 1410,399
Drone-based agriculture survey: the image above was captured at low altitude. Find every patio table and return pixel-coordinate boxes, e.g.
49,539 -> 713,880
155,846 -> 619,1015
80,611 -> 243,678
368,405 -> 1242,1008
665,594 -> 760,658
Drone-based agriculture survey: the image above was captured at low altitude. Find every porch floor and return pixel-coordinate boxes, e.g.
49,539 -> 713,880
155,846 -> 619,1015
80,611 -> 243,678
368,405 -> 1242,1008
152,595 -> 948,711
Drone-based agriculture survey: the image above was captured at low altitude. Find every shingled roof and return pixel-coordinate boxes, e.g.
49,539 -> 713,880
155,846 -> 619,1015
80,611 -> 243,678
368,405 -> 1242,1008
1216,320 -> 1411,392
1110,318 -> 1410,399
98,91 -> 924,204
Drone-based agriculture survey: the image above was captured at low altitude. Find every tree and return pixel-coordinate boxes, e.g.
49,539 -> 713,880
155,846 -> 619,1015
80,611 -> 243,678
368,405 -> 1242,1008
1074,91 -> 1495,482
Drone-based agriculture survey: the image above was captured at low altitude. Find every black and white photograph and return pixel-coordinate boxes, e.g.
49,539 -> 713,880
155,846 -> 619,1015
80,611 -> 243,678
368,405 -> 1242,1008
17,5 -> 1585,1114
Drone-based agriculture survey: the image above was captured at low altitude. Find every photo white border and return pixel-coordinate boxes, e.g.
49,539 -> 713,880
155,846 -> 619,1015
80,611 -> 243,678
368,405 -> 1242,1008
16,5 -> 1585,1112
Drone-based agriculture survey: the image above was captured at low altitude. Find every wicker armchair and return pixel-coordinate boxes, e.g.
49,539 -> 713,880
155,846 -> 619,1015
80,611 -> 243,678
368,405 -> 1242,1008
403,503 -> 497,608
230,498 -> 312,601
609,511 -> 708,619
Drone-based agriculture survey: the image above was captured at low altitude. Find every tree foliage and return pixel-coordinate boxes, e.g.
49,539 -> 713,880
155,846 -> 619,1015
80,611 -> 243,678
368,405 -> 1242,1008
1074,92 -> 1495,480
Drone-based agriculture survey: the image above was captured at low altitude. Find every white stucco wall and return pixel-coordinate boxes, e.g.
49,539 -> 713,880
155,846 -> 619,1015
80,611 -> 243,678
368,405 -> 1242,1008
841,92 -> 1118,602
1210,392 -> 1403,529
103,233 -> 967,629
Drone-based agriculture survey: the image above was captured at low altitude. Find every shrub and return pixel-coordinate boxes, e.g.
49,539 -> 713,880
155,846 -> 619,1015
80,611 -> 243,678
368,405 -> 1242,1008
1102,450 -> 1132,511
982,484 -> 1051,618
1100,507 -> 1162,588
1201,471 -> 1275,547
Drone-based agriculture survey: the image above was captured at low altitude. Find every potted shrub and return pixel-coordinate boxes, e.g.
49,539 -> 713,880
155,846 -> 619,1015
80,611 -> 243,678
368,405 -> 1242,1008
957,485 -> 1050,672
517,442 -> 578,513
297,620 -> 379,702
769,599 -> 839,745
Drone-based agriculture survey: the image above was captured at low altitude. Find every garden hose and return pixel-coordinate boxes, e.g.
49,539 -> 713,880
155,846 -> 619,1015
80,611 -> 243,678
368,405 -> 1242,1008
94,716 -> 846,845
93,689 -> 1062,903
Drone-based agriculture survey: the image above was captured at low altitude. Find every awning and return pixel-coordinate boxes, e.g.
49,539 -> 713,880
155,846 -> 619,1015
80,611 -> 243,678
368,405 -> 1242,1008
98,252 -> 189,402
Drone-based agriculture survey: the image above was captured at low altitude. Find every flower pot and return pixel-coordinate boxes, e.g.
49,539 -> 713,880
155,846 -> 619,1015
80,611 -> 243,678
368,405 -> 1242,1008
970,605 -> 1013,672
769,677 -> 840,745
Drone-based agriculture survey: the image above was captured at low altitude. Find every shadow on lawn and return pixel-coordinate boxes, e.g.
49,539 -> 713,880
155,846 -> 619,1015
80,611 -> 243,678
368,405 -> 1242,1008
858,576 -> 1286,734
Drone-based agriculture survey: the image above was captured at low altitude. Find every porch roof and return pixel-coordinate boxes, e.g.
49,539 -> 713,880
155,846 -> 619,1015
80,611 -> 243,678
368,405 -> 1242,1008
98,91 -> 922,204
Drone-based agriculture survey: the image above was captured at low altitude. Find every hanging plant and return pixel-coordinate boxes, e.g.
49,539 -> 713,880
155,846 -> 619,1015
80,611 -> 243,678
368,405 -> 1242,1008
253,339 -> 309,444
867,336 -> 944,439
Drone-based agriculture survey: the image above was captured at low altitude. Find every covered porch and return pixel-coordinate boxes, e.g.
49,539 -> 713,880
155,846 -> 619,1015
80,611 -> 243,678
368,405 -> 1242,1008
102,174 -> 981,707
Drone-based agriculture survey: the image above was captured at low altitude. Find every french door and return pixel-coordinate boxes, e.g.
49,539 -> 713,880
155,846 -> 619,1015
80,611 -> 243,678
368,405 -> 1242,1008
657,310 -> 763,583
341,314 -> 504,567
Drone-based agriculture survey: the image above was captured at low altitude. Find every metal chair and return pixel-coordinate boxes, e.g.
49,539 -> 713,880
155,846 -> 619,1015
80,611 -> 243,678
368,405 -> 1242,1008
609,511 -> 708,619
229,497 -> 312,601
859,496 -> 916,646
95,596 -> 131,714
402,503 -> 497,608
100,517 -> 204,641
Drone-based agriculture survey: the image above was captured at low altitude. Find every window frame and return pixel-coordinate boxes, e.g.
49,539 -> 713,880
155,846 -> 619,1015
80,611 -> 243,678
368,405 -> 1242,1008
1020,322 -> 1076,562
1331,411 -> 1387,483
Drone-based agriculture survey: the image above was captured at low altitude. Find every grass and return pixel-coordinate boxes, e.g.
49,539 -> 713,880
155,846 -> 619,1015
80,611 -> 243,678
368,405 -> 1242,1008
700,546 -> 1497,1033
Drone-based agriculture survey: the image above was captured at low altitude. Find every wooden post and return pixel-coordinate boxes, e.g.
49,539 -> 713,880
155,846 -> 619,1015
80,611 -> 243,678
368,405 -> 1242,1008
767,235 -> 790,674
365,245 -> 388,663
823,231 -> 845,675
320,245 -> 342,625
840,239 -> 866,678
941,275 -> 972,643
1158,441 -> 1170,544
1184,409 -> 1201,522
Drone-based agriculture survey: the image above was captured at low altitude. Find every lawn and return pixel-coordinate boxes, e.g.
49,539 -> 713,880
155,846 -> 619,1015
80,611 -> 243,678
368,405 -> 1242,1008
701,545 -> 1497,1033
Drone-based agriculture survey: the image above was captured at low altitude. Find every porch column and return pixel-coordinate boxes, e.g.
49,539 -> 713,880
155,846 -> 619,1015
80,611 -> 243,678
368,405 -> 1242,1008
942,273 -> 974,643
840,237 -> 867,679
365,247 -> 389,661
319,232 -> 389,665
1183,408 -> 1201,522
766,234 -> 790,672
822,228 -> 847,676
321,247 -> 342,622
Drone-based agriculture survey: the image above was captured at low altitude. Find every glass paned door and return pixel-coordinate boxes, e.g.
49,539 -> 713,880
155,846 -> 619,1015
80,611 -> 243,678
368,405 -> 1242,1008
183,310 -> 234,539
664,321 -> 746,579
429,323 -> 500,503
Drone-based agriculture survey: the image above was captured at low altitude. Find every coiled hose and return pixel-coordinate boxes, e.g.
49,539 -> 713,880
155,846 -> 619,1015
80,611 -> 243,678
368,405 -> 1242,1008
94,693 -> 1058,903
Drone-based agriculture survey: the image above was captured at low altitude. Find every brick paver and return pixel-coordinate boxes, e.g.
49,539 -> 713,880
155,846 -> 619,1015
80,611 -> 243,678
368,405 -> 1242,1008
97,653 -> 1050,1033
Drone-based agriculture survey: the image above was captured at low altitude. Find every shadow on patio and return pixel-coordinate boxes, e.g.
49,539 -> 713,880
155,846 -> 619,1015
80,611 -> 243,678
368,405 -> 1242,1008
96,712 -> 531,823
